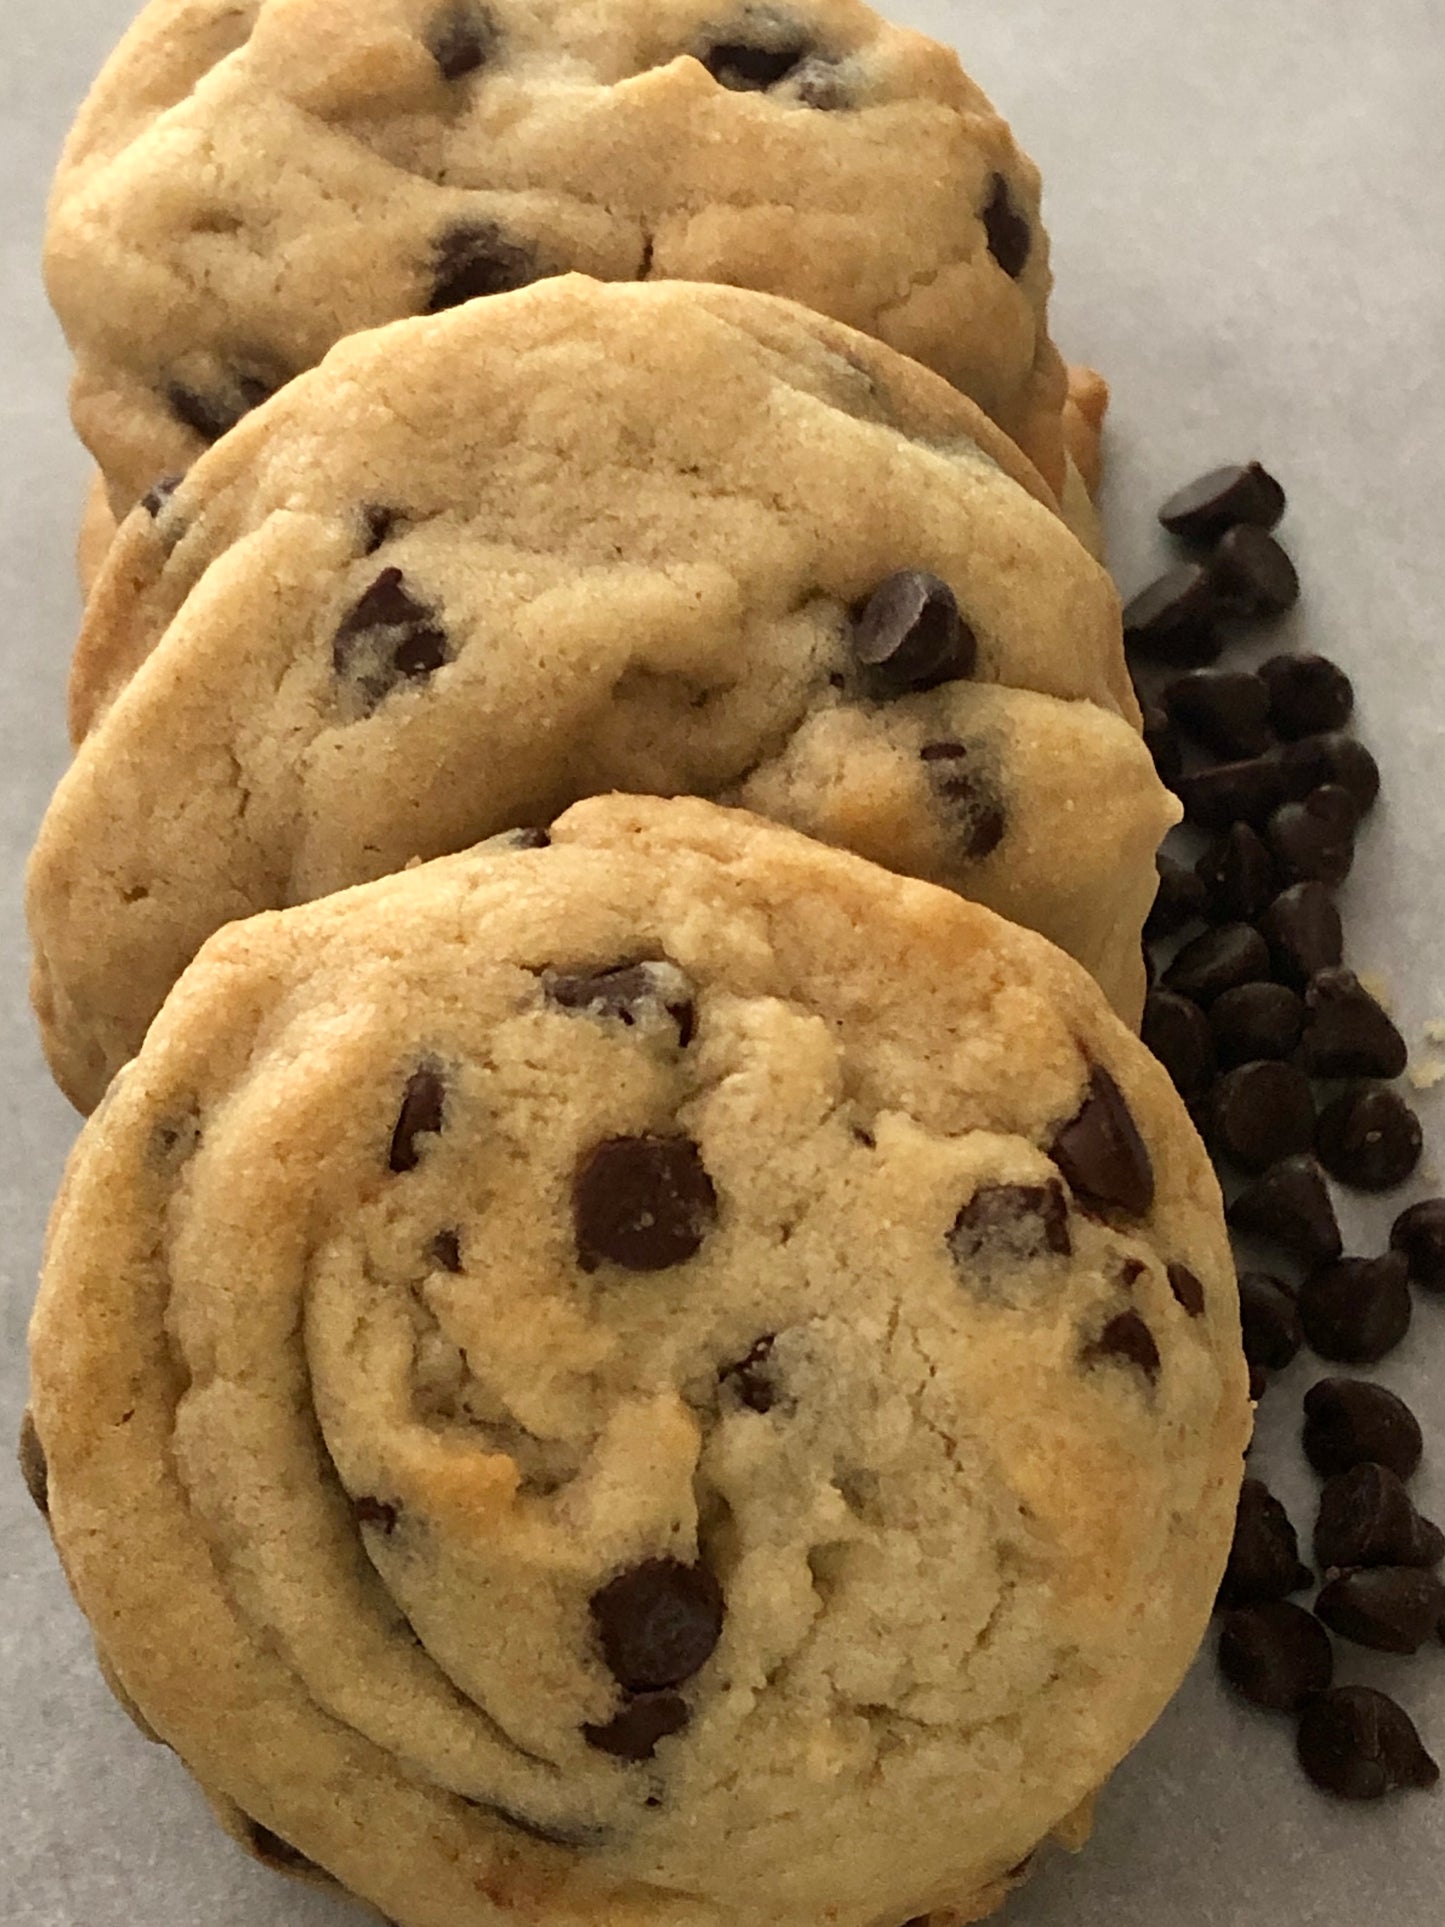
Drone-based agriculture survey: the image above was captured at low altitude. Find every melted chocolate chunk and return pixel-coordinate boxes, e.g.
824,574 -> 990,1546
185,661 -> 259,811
590,1558 -> 724,1692
574,1136 -> 718,1272
353,1496 -> 400,1535
427,4 -> 497,79
18,1409 -> 48,1519
361,504 -> 399,554
949,1181 -> 1072,1268
429,224 -> 544,312
700,38 -> 810,91
1050,1066 -> 1155,1218
389,1067 -> 446,1173
166,373 -> 277,444
1085,1309 -> 1161,1382
1166,1262 -> 1207,1317
981,174 -> 1032,278
431,1229 -> 463,1273
140,474 -> 184,519
919,742 -> 1007,860
334,567 -> 450,707
719,1336 -> 780,1414
850,572 -> 977,692
544,960 -> 695,1047
584,1691 -> 690,1761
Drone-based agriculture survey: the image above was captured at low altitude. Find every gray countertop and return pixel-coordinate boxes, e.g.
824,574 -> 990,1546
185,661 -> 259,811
4,2 -> 1444,1921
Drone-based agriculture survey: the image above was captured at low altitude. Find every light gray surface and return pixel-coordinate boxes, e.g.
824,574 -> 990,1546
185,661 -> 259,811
2,1 -> 1444,1921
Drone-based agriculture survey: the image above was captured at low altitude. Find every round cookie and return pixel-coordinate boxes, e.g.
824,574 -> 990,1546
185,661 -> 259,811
26,793 -> 1250,1927
30,277 -> 1171,1113
48,0 -> 1074,519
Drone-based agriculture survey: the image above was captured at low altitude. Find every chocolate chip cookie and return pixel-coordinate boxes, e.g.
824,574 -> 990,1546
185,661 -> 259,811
31,276 -> 1170,1112
48,0 -> 1074,519
25,793 -> 1249,1927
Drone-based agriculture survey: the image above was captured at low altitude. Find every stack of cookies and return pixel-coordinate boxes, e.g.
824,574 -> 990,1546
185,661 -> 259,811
20,6 -> 1250,1925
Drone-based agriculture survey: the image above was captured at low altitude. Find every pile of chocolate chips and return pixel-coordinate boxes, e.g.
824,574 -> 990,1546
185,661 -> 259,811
1128,463 -> 1443,1801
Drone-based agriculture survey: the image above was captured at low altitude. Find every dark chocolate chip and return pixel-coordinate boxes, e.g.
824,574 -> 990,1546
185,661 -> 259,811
1267,786 -> 1358,888
1210,524 -> 1300,617
17,1410 -> 48,1519
427,4 -> 496,79
1277,732 -> 1380,814
1297,1687 -> 1439,1799
140,474 -> 184,518
166,375 -> 275,444
1390,1198 -> 1445,1291
851,572 -> 976,692
1217,1477 -> 1312,1610
389,1067 -> 446,1173
950,1181 -> 1073,1269
583,1692 -> 690,1761
1257,882 -> 1343,989
590,1558 -> 724,1691
1239,1272 -> 1303,1373
700,39 -> 809,91
1142,702 -> 1183,791
919,743 -> 1007,860
429,223 -> 542,311
981,173 -> 1032,278
1166,1262 -> 1207,1318
1303,1379 -> 1424,1483
1176,754 -> 1285,832
1161,924 -> 1271,1007
1207,1061 -> 1316,1174
334,567 -> 449,704
1260,653 -> 1354,740
1210,982 -> 1304,1069
1164,669 -> 1274,760
1145,854 -> 1209,939
1050,1066 -> 1155,1218
1316,1087 -> 1422,1193
1315,1463 -> 1445,1570
1217,1600 -> 1332,1711
1158,462 -> 1286,544
1315,1568 -> 1445,1654
244,1820 -> 321,1875
1122,564 -> 1221,667
1248,1360 -> 1270,1403
544,961 -> 695,1048
1228,1156 -> 1342,1266
718,1336 -> 780,1414
431,1229 -> 463,1273
1084,1309 -> 1161,1382
1142,989 -> 1216,1104
353,1496 -> 400,1535
574,1136 -> 717,1272
1299,1253 -> 1412,1365
361,504 -> 398,555
1196,823 -> 1277,923
1297,970 -> 1407,1079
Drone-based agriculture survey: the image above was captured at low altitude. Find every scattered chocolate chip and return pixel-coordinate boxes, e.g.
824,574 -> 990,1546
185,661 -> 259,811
1162,924 -> 1271,1006
1176,754 -> 1285,832
389,1067 -> 446,1173
1299,1253 -> 1412,1364
429,223 -> 543,312
1210,982 -> 1305,1069
1211,524 -> 1300,617
1296,970 -> 1407,1079
1303,1379 -> 1424,1483
1390,1198 -> 1445,1290
1159,462 -> 1287,543
1316,1087 -> 1422,1193
544,960 -> 695,1048
1217,1478 -> 1313,1610
1122,564 -> 1221,666
140,474 -> 184,518
1315,1463 -> 1445,1570
718,1336 -> 780,1414
1167,1262 -> 1207,1317
980,173 -> 1032,278
1260,653 -> 1354,739
1142,701 -> 1183,790
1145,854 -> 1209,939
353,1496 -> 400,1535
590,1558 -> 724,1692
1142,989 -> 1216,1104
334,567 -> 449,704
1277,732 -> 1380,814
950,1181 -> 1073,1269
1297,1687 -> 1439,1799
1258,882 -> 1343,989
427,4 -> 496,78
1218,1600 -> 1332,1711
1084,1309 -> 1161,1382
1315,1567 -> 1445,1654
574,1135 -> 717,1272
1050,1066 -> 1155,1218
166,374 -> 275,444
1239,1272 -> 1304,1375
1228,1156 -> 1342,1266
17,1410 -> 48,1519
1267,787 -> 1358,888
1196,823 -> 1277,923
360,504 -> 398,555
583,1692 -> 689,1761
431,1229 -> 463,1273
244,1820 -> 321,1875
1208,1061 -> 1316,1174
700,38 -> 809,91
851,572 -> 976,692
1165,669 -> 1274,760
919,742 -> 1007,860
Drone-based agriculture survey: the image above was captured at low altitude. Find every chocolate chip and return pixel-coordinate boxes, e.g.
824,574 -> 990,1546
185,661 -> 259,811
1142,990 -> 1216,1104
1196,823 -> 1277,923
1210,982 -> 1304,1069
1167,1262 -> 1207,1317
1145,854 -> 1209,939
700,39 -> 809,91
361,504 -> 398,554
981,173 -> 1032,278
166,374 -> 276,444
1248,1360 -> 1270,1403
851,572 -> 976,691
574,1136 -> 717,1272
950,1181 -> 1073,1269
1277,732 -> 1380,814
484,826 -> 551,852
335,567 -> 449,706
1161,924 -> 1271,1006
1297,1687 -> 1439,1799
1142,702 -> 1183,791
1210,524 -> 1300,616
353,1496 -> 400,1535
1122,563 -> 1221,667
429,223 -> 542,312
431,1229 -> 463,1273
1267,786 -> 1358,888
1176,754 -> 1285,832
1164,669 -> 1274,760
427,4 -> 496,78
1228,1156 -> 1342,1265
1315,1568 -> 1445,1654
389,1067 -> 446,1173
1084,1309 -> 1161,1381
17,1410 -> 48,1519
1260,653 -> 1354,739
140,474 -> 184,518
1299,1252 -> 1412,1364
1257,882 -> 1343,989
1207,1060 -> 1316,1174
1238,1271 -> 1303,1375
1316,1087 -> 1422,1192
1303,1379 -> 1424,1483
718,1336 -> 780,1414
1390,1198 -> 1445,1290
1296,969 -> 1407,1080
1158,462 -> 1287,543
1050,1066 -> 1155,1218
244,1820 -> 321,1875
544,961 -> 695,1048
919,743 -> 1007,860
590,1558 -> 724,1691
1316,1463 -> 1445,1570
1217,1601 -> 1332,1711
583,1692 -> 690,1761
1217,1478 -> 1312,1610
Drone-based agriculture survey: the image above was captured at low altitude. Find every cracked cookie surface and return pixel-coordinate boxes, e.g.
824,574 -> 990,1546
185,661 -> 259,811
26,795 -> 1249,1927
